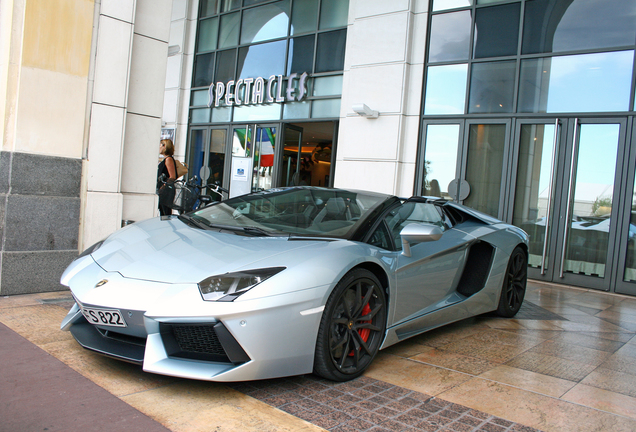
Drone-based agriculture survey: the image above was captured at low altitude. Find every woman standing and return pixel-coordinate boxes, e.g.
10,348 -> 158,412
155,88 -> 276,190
157,139 -> 177,216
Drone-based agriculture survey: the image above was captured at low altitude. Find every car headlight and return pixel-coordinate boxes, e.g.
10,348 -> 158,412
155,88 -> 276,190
198,267 -> 285,302
77,240 -> 104,259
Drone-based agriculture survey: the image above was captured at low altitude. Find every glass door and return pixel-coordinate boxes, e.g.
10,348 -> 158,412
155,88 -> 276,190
461,121 -> 512,219
509,119 -> 563,281
187,127 -> 229,193
419,120 -> 511,218
252,125 -> 277,192
510,118 -> 628,291
229,124 -> 278,197
281,124 -> 303,186
612,120 -> 636,296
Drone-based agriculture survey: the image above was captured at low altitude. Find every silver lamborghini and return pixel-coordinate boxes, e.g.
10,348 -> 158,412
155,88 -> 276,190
60,186 -> 528,382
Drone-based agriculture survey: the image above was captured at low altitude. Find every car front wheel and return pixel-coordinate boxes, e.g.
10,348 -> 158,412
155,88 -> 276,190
313,268 -> 387,381
496,246 -> 527,317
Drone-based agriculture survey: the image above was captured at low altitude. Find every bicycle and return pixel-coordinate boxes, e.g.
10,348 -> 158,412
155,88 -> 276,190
158,175 -> 228,214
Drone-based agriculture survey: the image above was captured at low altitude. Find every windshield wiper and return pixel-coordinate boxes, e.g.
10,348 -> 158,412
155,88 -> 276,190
204,223 -> 278,237
178,214 -> 210,230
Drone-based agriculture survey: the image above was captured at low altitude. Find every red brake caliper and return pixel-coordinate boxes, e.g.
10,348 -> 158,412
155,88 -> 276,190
349,303 -> 372,356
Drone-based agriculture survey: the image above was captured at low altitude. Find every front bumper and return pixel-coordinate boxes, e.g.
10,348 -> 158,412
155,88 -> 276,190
62,280 -> 328,381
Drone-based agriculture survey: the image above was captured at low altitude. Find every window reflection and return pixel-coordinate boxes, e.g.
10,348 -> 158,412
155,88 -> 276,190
219,12 -> 240,48
513,124 -> 557,269
424,64 -> 468,115
291,0 -> 318,34
319,0 -> 349,30
518,51 -> 634,113
237,40 -> 286,79
287,35 -> 314,74
421,124 -> 460,199
200,0 -> 219,17
473,3 -> 520,59
522,0 -> 636,55
194,53 -> 215,87
198,18 -> 219,52
428,10 -> 471,62
432,0 -> 472,11
464,124 -> 506,217
241,0 -> 290,45
316,30 -> 346,72
563,124 -> 619,278
468,60 -> 515,113
214,49 -> 236,82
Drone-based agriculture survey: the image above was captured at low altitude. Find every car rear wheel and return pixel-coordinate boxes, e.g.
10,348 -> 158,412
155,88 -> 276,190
313,269 -> 387,381
496,246 -> 527,317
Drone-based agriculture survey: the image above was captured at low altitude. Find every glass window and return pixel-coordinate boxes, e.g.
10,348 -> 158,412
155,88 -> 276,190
237,40 -> 287,79
315,30 -> 346,73
191,108 -> 211,123
522,0 -> 636,55
197,18 -> 219,52
313,75 -> 343,96
432,0 -> 472,12
219,12 -> 240,48
244,0 -> 271,6
194,53 -> 215,87
468,60 -> 516,113
464,124 -> 506,217
283,101 -> 311,119
422,124 -> 460,199
233,104 -> 281,122
319,0 -> 349,30
291,0 -> 319,34
428,10 -> 471,63
200,0 -> 220,18
191,89 -> 209,106
518,51 -> 634,113
287,35 -> 314,74
212,106 -> 232,122
241,0 -> 290,45
473,3 -> 520,58
222,0 -> 240,12
215,49 -> 236,82
424,64 -> 468,115
312,99 -> 340,118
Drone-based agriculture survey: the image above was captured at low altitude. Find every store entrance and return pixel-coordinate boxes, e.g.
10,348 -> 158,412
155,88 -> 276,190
280,122 -> 336,188
419,117 -> 636,293
219,121 -> 337,198
510,117 -> 631,292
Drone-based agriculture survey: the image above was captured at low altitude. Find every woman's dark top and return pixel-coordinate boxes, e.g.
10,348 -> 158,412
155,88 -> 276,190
157,156 -> 176,190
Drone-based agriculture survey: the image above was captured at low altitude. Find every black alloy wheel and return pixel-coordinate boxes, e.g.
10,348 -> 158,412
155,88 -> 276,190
313,268 -> 387,381
496,246 -> 528,318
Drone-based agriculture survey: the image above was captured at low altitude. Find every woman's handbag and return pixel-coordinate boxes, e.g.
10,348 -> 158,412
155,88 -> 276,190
175,159 -> 188,178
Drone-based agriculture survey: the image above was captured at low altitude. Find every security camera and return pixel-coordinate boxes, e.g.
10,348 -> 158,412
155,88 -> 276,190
352,103 -> 379,119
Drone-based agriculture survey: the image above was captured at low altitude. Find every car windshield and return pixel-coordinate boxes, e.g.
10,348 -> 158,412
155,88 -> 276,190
186,187 -> 389,238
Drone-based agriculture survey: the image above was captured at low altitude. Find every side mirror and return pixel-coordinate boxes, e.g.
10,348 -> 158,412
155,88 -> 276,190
400,223 -> 443,257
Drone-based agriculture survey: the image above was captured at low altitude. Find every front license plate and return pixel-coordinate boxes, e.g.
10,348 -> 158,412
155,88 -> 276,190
81,307 -> 127,328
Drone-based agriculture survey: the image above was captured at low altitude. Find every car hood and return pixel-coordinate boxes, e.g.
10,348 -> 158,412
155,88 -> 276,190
90,216 -> 320,284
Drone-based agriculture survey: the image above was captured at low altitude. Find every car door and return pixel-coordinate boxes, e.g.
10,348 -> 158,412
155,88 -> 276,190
380,201 -> 475,326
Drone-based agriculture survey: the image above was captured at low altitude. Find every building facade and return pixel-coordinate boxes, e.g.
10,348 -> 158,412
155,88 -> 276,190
1,0 -> 635,297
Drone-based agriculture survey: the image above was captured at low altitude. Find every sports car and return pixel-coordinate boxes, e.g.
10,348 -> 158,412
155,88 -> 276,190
60,186 -> 528,382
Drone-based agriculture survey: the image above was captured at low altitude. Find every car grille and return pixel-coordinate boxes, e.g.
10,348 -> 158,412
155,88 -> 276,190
172,324 -> 225,356
159,322 -> 250,364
